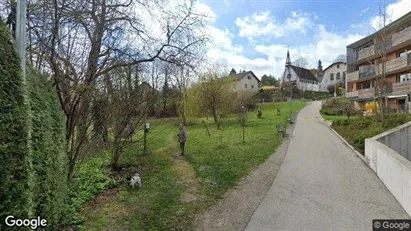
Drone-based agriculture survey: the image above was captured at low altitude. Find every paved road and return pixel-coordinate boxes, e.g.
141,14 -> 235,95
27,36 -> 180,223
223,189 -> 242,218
245,101 -> 410,231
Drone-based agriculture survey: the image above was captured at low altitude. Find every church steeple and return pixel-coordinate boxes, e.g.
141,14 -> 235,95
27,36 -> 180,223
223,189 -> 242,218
285,50 -> 291,67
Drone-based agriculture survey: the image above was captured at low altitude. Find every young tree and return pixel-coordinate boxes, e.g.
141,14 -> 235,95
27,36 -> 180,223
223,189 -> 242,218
238,105 -> 247,143
363,0 -> 400,122
198,69 -> 234,129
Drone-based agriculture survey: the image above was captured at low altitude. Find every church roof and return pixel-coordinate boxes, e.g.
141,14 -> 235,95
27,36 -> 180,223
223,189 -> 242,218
289,65 -> 318,82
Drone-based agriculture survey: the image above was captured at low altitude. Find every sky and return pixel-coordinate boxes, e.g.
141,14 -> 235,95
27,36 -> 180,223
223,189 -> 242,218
192,0 -> 411,78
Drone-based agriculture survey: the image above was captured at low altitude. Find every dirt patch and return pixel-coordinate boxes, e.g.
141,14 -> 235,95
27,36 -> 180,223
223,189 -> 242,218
174,155 -> 204,203
82,187 -> 119,209
194,121 -> 298,231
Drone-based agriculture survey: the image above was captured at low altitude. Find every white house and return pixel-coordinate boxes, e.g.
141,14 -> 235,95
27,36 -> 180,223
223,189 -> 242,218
228,69 -> 260,93
281,51 -> 319,92
318,62 -> 347,92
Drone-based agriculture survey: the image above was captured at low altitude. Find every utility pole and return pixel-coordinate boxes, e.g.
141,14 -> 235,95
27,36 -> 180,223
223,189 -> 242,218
16,0 -> 27,79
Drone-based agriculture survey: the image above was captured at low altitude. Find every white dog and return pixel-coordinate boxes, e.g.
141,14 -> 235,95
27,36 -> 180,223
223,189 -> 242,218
130,173 -> 142,188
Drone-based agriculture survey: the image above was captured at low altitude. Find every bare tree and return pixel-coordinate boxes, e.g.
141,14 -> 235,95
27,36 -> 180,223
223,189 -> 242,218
333,54 -> 347,63
27,0 -> 210,180
361,0 -> 401,122
293,57 -> 309,68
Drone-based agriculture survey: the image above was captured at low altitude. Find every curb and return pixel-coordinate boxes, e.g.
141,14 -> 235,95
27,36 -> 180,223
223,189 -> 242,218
319,115 -> 368,164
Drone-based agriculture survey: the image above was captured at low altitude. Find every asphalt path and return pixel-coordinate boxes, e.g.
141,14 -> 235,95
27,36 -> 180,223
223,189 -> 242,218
245,101 -> 410,231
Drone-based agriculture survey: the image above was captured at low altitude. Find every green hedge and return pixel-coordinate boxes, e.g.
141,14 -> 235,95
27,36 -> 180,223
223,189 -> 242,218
28,68 -> 69,229
0,18 -> 34,227
0,19 -> 68,230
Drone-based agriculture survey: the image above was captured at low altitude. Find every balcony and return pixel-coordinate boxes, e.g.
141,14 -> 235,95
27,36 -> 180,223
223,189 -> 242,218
375,56 -> 409,75
393,81 -> 411,95
385,56 -> 408,72
392,26 -> 411,47
346,91 -> 359,98
358,88 -> 375,99
358,45 -> 375,60
347,71 -> 359,82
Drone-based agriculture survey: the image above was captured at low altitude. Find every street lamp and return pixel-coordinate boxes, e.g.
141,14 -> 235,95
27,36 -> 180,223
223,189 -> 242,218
287,72 -> 293,124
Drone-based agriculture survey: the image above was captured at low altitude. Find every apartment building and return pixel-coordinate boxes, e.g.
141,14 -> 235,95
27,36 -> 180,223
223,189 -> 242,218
346,11 -> 411,113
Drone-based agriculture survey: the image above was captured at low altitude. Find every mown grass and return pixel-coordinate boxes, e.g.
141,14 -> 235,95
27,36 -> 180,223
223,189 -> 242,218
78,101 -> 306,230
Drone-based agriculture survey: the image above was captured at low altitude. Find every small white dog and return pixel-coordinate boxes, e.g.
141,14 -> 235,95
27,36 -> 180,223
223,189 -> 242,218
130,173 -> 142,188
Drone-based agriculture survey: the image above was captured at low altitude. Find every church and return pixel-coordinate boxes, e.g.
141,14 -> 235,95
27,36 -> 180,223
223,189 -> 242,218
281,50 -> 320,92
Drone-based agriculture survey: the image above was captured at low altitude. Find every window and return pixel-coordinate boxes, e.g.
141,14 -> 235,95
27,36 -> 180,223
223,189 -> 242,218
245,84 -> 248,88
330,73 -> 334,81
400,73 -> 411,82
337,64 -> 340,69
247,76 -> 251,80
336,72 -> 340,80
251,85 -> 254,89
398,50 -> 411,58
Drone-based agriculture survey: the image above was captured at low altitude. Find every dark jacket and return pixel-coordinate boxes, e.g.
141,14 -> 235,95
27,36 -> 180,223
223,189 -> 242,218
178,128 -> 187,143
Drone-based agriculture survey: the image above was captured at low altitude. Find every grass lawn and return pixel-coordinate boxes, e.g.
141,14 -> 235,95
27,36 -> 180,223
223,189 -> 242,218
78,101 -> 306,230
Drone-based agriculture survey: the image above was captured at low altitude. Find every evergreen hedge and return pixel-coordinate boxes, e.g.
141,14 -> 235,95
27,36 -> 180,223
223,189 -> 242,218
28,68 -> 69,229
0,18 -> 34,227
0,19 -> 68,230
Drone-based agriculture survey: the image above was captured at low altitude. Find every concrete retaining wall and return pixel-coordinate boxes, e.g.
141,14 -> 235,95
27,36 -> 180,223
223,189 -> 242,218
365,121 -> 411,216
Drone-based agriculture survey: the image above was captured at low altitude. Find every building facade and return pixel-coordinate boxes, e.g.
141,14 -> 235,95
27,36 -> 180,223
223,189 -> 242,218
281,51 -> 320,92
346,12 -> 411,112
228,69 -> 260,93
319,62 -> 347,92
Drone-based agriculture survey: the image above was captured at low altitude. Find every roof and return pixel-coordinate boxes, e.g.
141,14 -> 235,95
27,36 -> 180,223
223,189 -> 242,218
322,62 -> 346,73
231,71 -> 261,82
347,11 -> 411,49
290,65 -> 318,82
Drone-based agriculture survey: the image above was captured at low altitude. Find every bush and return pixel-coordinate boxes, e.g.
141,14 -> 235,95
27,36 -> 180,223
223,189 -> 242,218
68,152 -> 117,227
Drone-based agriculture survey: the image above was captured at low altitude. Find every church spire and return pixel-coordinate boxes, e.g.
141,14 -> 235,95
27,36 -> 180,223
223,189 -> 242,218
286,50 -> 291,67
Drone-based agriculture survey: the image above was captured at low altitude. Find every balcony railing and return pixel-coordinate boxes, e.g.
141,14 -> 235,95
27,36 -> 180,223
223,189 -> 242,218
392,26 -> 411,47
374,56 -> 409,75
393,81 -> 411,95
359,64 -> 376,78
386,56 -> 408,72
358,45 -> 375,60
347,71 -> 359,82
358,88 -> 375,99
346,91 -> 359,98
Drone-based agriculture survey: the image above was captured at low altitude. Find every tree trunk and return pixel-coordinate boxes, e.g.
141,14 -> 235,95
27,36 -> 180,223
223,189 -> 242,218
111,139 -> 122,171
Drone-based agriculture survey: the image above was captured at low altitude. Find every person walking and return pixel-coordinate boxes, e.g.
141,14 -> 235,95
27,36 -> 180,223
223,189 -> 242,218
177,124 -> 187,156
